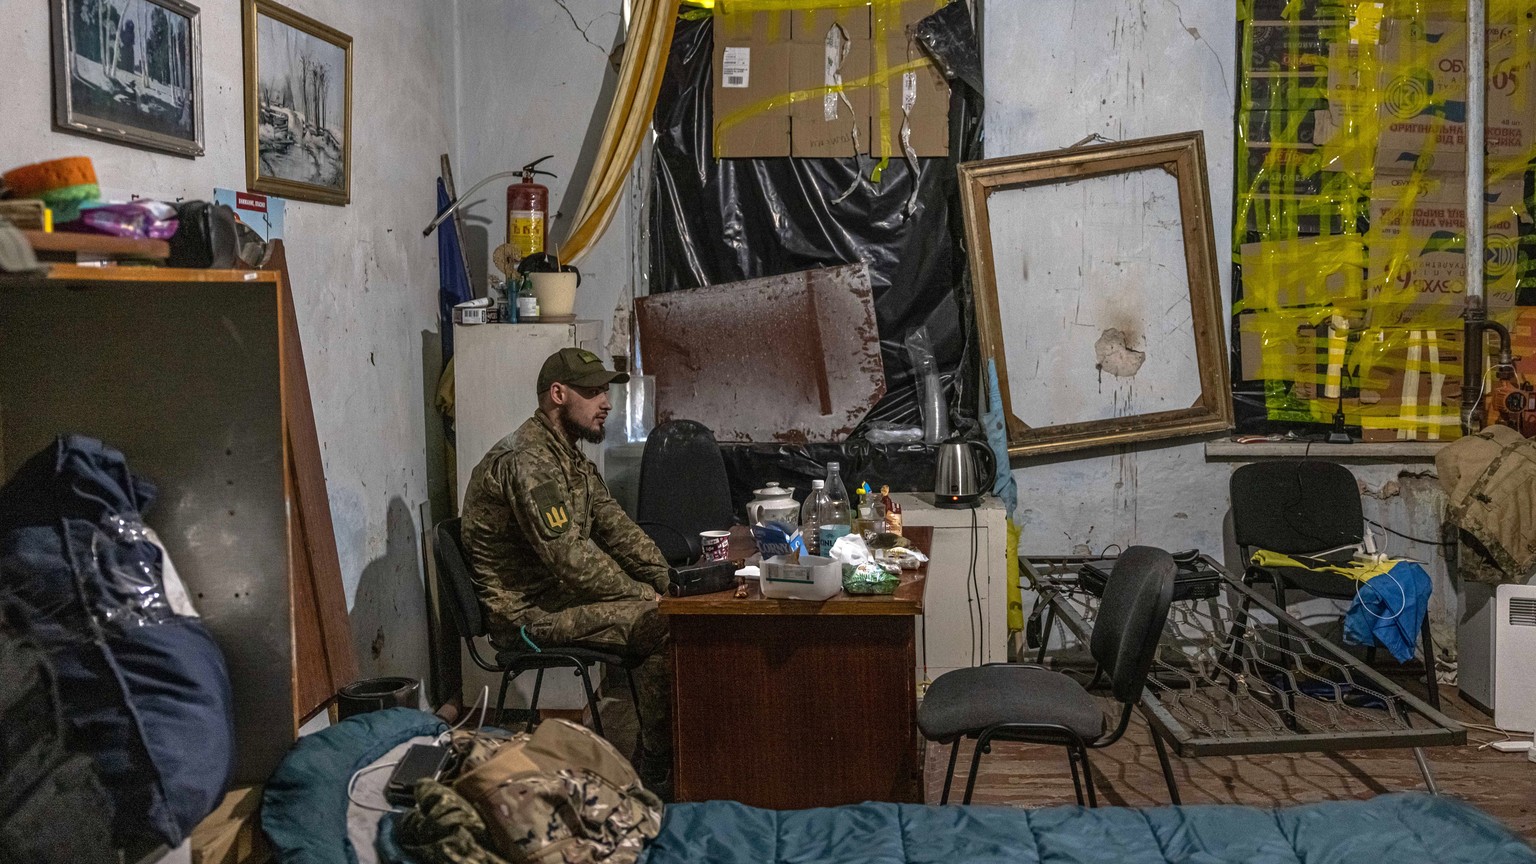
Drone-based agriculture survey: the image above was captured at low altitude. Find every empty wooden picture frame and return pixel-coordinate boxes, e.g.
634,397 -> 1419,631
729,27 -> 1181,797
959,131 -> 1232,459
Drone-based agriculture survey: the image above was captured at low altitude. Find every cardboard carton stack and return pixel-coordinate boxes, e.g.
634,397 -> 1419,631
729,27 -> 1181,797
713,1 -> 951,159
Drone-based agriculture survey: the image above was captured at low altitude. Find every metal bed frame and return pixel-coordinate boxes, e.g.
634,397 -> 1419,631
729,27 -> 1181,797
1023,554 -> 1465,802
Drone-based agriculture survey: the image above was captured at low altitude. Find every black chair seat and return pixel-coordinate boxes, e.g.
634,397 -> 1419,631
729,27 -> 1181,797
918,665 -> 1106,742
1251,564 -> 1361,601
493,645 -> 627,670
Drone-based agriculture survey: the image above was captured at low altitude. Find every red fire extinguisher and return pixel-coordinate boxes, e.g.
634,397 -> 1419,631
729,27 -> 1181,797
507,155 -> 557,261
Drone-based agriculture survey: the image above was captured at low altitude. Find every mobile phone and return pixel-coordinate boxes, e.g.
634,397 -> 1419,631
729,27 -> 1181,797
384,743 -> 451,807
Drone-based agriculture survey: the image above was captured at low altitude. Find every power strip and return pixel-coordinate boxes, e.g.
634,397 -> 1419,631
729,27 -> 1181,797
1488,740 -> 1533,753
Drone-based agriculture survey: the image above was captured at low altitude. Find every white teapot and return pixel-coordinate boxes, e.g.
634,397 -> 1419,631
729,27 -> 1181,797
746,482 -> 799,526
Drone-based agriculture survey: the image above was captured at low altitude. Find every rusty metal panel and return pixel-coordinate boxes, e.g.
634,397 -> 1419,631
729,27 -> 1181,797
636,263 -> 885,443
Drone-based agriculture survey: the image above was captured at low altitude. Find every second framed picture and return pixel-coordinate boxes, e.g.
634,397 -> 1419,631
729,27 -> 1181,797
242,0 -> 352,205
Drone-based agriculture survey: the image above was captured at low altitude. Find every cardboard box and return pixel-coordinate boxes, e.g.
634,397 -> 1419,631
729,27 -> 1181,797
872,0 -> 950,158
1374,17 -> 1536,174
1239,235 -> 1366,309
1365,170 -> 1528,318
712,2 -> 949,158
791,3 -> 870,41
713,9 -> 791,157
1288,317 -> 1357,402
1236,311 -> 1303,382
1357,327 -> 1464,442
790,37 -> 871,158
1510,307 -> 1536,381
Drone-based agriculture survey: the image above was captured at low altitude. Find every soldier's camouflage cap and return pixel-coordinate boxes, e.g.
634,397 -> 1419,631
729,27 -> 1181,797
537,347 -> 630,393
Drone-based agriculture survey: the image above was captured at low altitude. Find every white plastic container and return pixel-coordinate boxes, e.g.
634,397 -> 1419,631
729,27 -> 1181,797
760,554 -> 842,601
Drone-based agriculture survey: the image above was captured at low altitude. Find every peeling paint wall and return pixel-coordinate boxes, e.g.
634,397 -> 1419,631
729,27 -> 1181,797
2,0 -> 454,688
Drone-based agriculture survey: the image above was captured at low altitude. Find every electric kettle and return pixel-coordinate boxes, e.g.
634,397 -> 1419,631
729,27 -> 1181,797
933,437 -> 996,509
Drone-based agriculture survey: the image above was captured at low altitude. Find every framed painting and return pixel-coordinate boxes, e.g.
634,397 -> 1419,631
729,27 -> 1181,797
52,0 -> 205,157
958,132 -> 1233,459
242,0 -> 352,205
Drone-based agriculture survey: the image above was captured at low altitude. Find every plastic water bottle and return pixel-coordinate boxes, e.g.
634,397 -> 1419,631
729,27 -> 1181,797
800,480 -> 827,554
819,463 -> 852,555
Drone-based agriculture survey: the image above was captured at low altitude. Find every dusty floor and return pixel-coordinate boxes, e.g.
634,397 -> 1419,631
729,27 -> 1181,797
920,685 -> 1536,840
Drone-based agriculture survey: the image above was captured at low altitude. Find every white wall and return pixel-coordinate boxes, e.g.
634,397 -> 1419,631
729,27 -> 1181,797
982,2 -> 1456,655
984,0 -> 1237,557
450,0 -> 632,341
1,0 -> 455,686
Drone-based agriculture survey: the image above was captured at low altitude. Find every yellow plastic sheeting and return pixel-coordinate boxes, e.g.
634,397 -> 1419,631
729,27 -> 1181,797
1234,0 -> 1536,435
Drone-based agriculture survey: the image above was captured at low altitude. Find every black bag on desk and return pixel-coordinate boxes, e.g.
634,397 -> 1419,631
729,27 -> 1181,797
667,561 -> 737,597
167,201 -> 269,268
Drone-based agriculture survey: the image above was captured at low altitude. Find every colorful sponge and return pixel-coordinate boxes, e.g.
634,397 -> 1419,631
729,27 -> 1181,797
2,157 -> 100,223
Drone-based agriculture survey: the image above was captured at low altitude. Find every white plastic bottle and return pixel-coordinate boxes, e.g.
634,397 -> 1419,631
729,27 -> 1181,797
819,463 -> 852,555
800,479 -> 827,555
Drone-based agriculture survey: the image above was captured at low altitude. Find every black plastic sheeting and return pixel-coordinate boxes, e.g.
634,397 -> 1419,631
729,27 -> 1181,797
647,8 -> 983,492
718,442 -> 940,520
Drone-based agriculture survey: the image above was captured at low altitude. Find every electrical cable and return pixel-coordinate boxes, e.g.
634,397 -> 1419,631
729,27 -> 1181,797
1364,517 -> 1455,547
968,507 -> 981,666
346,759 -> 403,813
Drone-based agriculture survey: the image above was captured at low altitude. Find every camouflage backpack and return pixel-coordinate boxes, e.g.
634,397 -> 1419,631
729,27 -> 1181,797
443,719 -> 664,864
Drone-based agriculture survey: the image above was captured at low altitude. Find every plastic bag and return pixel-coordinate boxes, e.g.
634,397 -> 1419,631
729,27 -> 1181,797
906,327 -> 950,442
864,421 -> 924,444
843,561 -> 901,595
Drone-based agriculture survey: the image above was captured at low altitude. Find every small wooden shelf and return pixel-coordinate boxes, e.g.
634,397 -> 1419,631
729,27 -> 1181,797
1205,440 -> 1445,462
22,229 -> 170,262
2,263 -> 275,286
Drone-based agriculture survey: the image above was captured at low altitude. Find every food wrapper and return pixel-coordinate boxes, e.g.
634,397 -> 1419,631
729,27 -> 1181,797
842,561 -> 901,595
874,546 -> 928,570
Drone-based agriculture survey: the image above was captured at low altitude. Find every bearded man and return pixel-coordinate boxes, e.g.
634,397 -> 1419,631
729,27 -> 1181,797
460,347 -> 672,792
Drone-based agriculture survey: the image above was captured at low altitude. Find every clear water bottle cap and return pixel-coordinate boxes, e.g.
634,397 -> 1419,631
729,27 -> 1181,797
827,462 -> 840,471
811,479 -> 825,488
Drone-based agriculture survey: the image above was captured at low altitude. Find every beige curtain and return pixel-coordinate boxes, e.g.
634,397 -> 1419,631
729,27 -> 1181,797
561,0 -> 682,266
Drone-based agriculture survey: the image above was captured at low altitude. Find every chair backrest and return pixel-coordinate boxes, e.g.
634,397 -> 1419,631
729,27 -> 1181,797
433,517 -> 488,641
1230,460 -> 1363,554
636,419 -> 734,538
1089,546 -> 1177,705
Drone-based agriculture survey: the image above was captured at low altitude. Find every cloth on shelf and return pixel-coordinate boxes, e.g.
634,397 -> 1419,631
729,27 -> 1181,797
1249,549 -> 1431,663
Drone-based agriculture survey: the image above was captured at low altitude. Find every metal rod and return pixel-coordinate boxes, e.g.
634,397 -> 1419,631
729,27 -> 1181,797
1462,0 -> 1489,434
1467,0 -> 1487,300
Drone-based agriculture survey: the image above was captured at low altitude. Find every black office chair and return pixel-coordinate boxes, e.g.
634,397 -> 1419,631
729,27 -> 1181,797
919,546 -> 1176,806
635,419 -> 734,564
1230,461 -> 1440,708
432,518 -> 641,735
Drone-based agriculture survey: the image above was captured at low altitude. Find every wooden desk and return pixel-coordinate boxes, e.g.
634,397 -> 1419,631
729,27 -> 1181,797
659,526 -> 930,808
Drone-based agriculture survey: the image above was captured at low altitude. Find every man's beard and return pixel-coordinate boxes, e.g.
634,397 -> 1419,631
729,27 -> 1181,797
559,408 -> 605,444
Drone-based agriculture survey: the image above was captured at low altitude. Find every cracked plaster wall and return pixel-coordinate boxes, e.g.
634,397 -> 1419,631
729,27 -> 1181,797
451,0 -> 633,337
2,0 -> 454,691
983,2 -> 1458,648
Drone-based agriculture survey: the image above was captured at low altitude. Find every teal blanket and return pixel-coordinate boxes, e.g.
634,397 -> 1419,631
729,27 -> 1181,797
641,795 -> 1533,864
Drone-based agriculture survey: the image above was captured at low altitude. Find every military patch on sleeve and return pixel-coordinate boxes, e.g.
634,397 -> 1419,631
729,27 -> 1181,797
530,480 -> 572,538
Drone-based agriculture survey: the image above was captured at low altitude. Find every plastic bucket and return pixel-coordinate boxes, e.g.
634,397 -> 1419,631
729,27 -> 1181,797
529,271 -> 578,317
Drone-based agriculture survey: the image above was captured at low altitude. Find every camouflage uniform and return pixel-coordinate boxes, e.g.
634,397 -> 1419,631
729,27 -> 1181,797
461,412 -> 672,765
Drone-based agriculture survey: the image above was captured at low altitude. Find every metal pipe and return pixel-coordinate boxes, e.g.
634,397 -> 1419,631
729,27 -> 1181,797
1467,0 -> 1487,300
1462,0 -> 1489,433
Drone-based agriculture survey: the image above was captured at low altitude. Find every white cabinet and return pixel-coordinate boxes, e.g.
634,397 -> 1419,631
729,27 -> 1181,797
454,320 -> 604,505
451,320 -> 604,710
891,493 -> 1010,687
